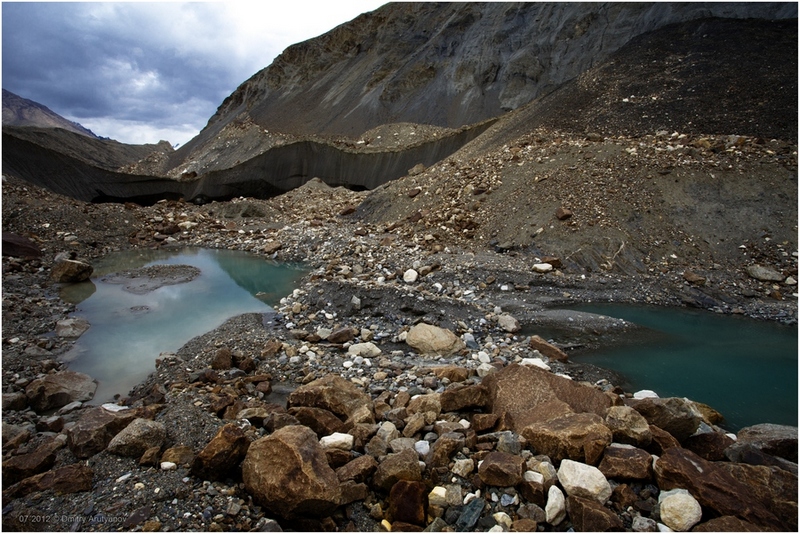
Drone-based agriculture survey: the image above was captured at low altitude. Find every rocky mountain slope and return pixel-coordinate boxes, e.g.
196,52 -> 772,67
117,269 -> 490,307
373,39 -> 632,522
2,89 -> 98,138
195,2 -> 795,141
355,15 -> 798,276
3,12 -> 795,279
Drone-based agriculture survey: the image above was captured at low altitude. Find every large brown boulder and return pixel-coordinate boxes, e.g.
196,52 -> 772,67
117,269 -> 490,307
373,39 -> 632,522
566,495 -> 623,531
191,423 -> 250,481
691,516 -> 766,531
373,448 -> 423,490
405,323 -> 465,356
440,383 -> 489,412
336,454 -> 378,483
716,461 -> 798,532
51,259 -> 93,283
628,397 -> 700,443
478,451 -> 525,487
597,444 -> 652,480
242,425 -> 341,519
2,232 -> 42,258
522,412 -> 612,465
730,423 -> 798,463
528,335 -> 568,362
654,447 -> 792,531
2,436 -> 64,486
287,374 -> 374,426
683,431 -> 735,461
646,424 -> 681,455
2,463 -> 93,500
287,406 -> 345,437
25,370 -> 97,412
484,364 -> 613,433
388,480 -> 428,526
67,406 -> 137,459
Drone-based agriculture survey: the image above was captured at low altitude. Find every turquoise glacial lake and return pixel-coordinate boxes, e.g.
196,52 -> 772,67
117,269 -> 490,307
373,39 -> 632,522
568,304 -> 798,432
60,248 -> 306,404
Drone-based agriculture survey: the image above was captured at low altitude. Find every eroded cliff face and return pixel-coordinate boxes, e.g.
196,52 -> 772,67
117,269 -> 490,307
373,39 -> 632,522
197,1 -> 795,142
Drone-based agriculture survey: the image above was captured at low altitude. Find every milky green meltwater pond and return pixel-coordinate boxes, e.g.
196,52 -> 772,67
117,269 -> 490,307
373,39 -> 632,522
59,248 -> 307,404
567,304 -> 798,432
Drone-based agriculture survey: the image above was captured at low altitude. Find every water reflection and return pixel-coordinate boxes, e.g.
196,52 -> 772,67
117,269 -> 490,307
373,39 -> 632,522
60,247 -> 306,404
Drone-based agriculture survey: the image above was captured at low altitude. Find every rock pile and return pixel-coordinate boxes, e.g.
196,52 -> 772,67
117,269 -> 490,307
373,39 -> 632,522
5,329 -> 796,532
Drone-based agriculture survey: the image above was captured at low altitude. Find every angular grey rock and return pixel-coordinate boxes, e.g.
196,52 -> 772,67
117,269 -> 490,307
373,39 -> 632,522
746,264 -> 784,282
25,370 -> 97,412
455,497 -> 486,531
106,418 -> 166,458
497,313 -> 521,333
55,317 -> 91,339
731,423 -> 798,463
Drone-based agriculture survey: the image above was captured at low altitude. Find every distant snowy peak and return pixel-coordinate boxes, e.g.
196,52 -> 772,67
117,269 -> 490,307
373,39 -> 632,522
2,89 -> 98,138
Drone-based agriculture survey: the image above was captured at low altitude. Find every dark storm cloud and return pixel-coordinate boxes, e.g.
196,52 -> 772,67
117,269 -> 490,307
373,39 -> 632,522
2,2 -> 386,144
3,3 -> 241,142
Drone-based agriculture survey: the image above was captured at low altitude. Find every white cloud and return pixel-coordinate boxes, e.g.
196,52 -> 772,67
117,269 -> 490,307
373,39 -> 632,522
74,115 -> 199,147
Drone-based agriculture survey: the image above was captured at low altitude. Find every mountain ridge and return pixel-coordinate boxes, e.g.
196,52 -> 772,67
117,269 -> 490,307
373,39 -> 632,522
2,88 -> 98,138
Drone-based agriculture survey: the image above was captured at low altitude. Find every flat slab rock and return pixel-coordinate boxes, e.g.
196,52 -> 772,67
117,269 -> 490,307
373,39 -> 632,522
100,264 -> 201,294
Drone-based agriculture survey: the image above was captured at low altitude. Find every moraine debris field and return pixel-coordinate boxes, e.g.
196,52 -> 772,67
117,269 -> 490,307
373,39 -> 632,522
1,3 -> 798,533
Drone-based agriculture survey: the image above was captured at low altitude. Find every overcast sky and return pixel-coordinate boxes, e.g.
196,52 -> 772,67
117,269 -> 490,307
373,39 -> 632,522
2,1 -> 386,146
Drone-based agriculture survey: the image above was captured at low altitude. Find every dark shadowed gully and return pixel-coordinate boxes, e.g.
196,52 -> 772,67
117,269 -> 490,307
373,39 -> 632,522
2,6 -> 797,533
